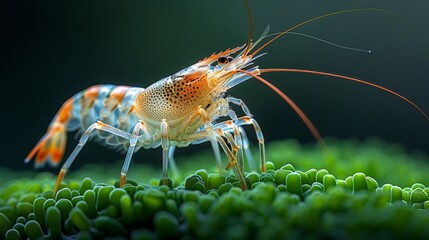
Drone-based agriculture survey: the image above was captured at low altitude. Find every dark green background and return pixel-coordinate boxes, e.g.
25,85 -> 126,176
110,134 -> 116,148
3,1 -> 429,170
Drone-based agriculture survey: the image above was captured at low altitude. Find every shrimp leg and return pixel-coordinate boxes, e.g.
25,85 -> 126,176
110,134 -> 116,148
120,120 -> 152,187
197,106 -> 223,175
234,116 -> 266,172
227,96 -> 253,117
214,129 -> 247,190
167,146 -> 180,180
54,121 -> 132,192
214,116 -> 266,172
227,97 -> 258,171
158,119 -> 169,185
238,127 -> 256,171
212,120 -> 246,172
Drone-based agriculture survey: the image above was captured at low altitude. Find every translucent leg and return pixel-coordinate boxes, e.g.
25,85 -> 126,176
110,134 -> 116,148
120,120 -> 152,187
197,106 -> 223,175
234,116 -> 266,172
213,120 -> 245,172
239,127 -> 256,171
230,124 -> 245,173
168,146 -> 180,180
160,119 -> 170,186
227,96 -> 253,117
55,121 -> 131,192
227,109 -> 238,121
227,96 -> 258,171
217,130 -> 239,170
214,131 -> 247,190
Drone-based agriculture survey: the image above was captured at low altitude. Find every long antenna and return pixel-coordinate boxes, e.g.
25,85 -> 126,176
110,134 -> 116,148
242,0 -> 253,57
285,32 -> 371,53
251,8 -> 429,57
260,68 -> 429,122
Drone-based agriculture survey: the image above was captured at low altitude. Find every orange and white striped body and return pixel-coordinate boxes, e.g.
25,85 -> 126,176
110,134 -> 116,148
26,85 -> 145,167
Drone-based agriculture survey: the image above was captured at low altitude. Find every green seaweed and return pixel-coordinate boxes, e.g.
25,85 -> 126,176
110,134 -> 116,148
1,138 -> 429,239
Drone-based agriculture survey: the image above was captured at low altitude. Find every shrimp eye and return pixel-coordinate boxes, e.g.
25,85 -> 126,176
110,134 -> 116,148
218,56 -> 233,66
218,57 -> 228,64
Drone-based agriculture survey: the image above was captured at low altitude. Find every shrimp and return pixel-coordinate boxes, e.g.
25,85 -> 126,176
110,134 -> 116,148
25,7 -> 429,192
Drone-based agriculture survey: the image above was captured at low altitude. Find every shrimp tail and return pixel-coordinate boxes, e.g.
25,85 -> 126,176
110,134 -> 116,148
25,98 -> 74,168
25,124 -> 67,168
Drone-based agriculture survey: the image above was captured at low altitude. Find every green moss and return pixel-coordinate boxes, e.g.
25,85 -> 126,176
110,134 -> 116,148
70,208 -> 91,231
207,174 -> 224,190
273,169 -> 290,185
5,228 -> 20,240
23,220 -> 43,239
154,211 -> 180,239
352,172 -> 368,192
1,138 -> 429,239
45,206 -> 62,238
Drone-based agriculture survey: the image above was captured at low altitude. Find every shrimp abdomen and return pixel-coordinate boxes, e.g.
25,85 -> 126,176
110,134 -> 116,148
26,84 -> 144,167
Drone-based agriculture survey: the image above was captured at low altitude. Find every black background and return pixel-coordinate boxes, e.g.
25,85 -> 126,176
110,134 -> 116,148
2,1 -> 428,171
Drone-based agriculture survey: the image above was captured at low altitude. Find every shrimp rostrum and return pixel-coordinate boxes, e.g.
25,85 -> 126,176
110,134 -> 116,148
26,9 -> 429,192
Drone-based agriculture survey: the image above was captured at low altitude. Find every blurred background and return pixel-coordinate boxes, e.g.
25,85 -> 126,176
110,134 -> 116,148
2,0 -> 428,171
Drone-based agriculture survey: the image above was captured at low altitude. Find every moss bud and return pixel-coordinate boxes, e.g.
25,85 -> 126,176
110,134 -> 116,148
365,176 -> 378,192
265,161 -> 276,171
402,187 -> 412,202
79,177 -> 94,195
274,169 -> 291,185
142,189 -> 167,214
24,220 -> 44,240
70,208 -> 91,231
32,197 -> 45,231
16,202 -> 33,219
286,172 -> 303,199
5,229 -> 20,240
180,202 -> 199,232
260,173 -> 274,183
185,175 -> 202,190
207,174 -> 224,190
94,216 -> 127,236
411,183 -> 425,190
411,188 -> 428,204
311,182 -> 324,194
195,169 -> 209,183
0,212 -> 13,237
71,195 -> 84,206
352,173 -> 367,192
55,188 -> 72,201
120,194 -> 134,225
97,186 -> 115,211
83,190 -> 97,218
55,199 -> 73,224
336,180 -> 347,188
154,211 -> 180,239
108,188 -> 127,210
191,182 -> 206,193
281,163 -> 295,172
12,223 -> 25,238
344,176 -> 353,190
218,183 -> 233,195
46,206 -> 62,239
390,186 -> 403,203
246,172 -> 260,186
322,174 -> 336,190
